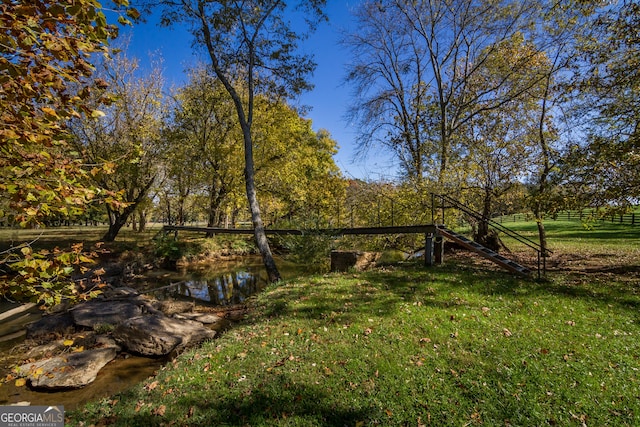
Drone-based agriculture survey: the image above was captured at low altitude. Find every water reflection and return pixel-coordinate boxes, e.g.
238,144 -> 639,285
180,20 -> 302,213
145,256 -> 311,305
167,270 -> 264,305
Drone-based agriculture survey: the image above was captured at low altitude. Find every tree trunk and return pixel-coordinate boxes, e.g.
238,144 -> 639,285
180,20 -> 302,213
240,120 -> 281,282
103,177 -> 156,242
102,210 -> 130,242
138,210 -> 147,233
165,198 -> 172,225
244,145 -> 281,282
536,217 -> 548,257
177,198 -> 186,226
198,1 -> 281,282
476,189 -> 492,243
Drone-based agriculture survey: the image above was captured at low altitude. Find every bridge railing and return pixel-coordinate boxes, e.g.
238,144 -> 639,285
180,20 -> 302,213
432,193 -> 551,278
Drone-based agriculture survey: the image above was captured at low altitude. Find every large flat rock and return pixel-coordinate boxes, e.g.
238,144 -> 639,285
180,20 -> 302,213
17,347 -> 117,389
112,314 -> 216,356
71,299 -> 144,328
26,311 -> 75,339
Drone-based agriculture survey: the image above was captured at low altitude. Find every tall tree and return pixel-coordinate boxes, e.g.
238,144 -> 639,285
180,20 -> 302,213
71,52 -> 165,242
345,0 -> 541,186
148,0 -> 327,282
459,33 -> 548,247
567,0 -> 640,206
252,99 -> 345,226
521,0 -> 597,256
343,1 -> 432,185
167,67 -> 243,228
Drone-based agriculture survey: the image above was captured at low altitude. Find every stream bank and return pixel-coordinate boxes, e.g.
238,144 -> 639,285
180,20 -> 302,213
0,255 -> 272,410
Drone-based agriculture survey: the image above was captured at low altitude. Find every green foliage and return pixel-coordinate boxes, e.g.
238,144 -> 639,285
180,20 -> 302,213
163,67 -> 244,227
197,235 -> 256,257
153,236 -> 184,261
279,234 -> 334,268
93,323 -> 115,334
1,243 -> 103,306
254,99 -> 345,225
574,0 -> 640,205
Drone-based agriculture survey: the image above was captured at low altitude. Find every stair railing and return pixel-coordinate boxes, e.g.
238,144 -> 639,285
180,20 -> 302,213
431,193 -> 552,278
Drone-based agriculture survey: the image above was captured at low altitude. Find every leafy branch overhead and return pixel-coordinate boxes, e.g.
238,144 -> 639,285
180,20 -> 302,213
0,0 -> 137,305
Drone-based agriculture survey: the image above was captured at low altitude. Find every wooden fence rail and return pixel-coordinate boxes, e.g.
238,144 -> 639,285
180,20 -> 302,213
494,209 -> 639,226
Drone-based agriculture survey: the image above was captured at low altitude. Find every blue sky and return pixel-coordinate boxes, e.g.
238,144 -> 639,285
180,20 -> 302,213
120,1 -> 398,181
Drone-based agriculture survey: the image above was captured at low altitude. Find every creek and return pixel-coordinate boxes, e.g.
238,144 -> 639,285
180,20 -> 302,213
0,256 -> 305,410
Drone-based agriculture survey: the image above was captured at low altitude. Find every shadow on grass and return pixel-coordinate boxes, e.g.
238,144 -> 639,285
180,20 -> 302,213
261,276 -> 404,326
251,256 -> 640,330
103,382 -> 370,426
355,258 -> 640,316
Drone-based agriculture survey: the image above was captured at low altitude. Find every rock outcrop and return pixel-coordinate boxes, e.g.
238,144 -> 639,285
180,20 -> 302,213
330,250 -> 381,272
13,286 -> 226,390
113,314 -> 216,356
17,348 -> 118,389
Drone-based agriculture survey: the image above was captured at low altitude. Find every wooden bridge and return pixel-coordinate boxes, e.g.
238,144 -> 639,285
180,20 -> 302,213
162,222 -> 536,278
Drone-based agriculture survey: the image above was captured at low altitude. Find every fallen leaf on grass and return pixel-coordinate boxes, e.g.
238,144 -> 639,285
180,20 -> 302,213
502,328 -> 513,337
152,405 -> 166,416
144,380 -> 159,391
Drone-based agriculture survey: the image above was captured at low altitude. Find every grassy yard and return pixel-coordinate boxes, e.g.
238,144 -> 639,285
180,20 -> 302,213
65,221 -> 640,426
0,225 -> 163,253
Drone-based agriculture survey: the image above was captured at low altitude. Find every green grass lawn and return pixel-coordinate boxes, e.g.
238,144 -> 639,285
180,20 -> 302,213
66,221 -> 640,426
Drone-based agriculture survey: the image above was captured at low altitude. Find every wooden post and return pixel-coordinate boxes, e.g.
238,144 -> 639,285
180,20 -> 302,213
434,236 -> 444,265
425,233 -> 434,266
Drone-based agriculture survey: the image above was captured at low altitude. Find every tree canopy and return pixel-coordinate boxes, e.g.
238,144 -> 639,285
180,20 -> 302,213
146,0 -> 328,281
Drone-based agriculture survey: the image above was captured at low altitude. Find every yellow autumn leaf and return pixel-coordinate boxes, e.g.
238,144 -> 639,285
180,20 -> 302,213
41,107 -> 59,118
15,378 -> 27,387
63,339 -> 74,346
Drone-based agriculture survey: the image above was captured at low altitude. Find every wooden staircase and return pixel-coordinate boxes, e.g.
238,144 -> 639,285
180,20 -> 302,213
436,225 -> 531,277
